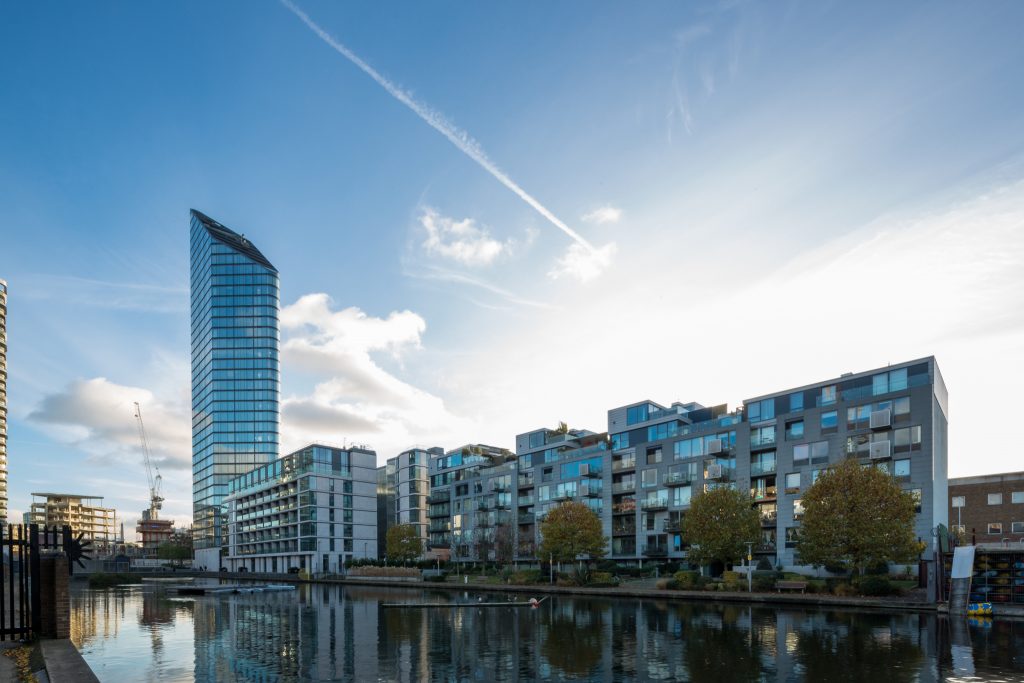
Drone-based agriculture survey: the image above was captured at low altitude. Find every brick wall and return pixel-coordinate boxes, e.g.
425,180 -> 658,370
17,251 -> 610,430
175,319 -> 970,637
949,472 -> 1024,544
39,553 -> 70,638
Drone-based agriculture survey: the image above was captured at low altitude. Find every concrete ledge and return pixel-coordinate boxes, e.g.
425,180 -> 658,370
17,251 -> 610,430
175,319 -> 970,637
39,639 -> 99,683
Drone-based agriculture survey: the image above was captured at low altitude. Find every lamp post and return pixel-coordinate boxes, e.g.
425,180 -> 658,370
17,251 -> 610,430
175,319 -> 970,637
745,541 -> 754,593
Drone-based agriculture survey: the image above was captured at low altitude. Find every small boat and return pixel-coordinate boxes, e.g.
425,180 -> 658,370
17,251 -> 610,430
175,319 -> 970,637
263,585 -> 297,592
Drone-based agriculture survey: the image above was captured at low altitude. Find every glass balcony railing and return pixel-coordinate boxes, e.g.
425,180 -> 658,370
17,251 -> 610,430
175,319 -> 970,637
662,472 -> 693,487
612,481 -> 635,494
612,460 -> 637,472
750,463 -> 776,476
750,487 -> 777,501
642,545 -> 668,557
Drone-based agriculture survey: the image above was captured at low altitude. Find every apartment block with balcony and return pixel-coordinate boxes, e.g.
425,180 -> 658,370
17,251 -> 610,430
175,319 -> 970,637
29,493 -> 117,549
380,446 -> 442,560
514,426 -> 609,562
224,444 -> 377,574
427,444 -> 514,561
606,401 -> 742,561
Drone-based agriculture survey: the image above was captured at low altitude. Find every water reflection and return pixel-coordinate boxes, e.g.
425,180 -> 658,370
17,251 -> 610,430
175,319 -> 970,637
70,582 -> 1024,682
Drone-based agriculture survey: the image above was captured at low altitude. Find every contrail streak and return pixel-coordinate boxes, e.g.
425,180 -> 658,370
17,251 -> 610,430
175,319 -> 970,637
280,0 -> 595,252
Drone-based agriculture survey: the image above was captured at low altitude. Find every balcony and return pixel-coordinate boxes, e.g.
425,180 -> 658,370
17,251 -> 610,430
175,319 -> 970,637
641,500 -> 668,511
750,462 -> 776,477
750,486 -> 777,502
756,543 -> 777,553
612,524 -> 636,536
642,545 -> 668,557
491,483 -> 511,493
612,481 -> 635,494
428,521 -> 450,533
612,502 -> 637,515
427,508 -> 450,518
580,486 -> 601,498
580,465 -> 601,478
517,476 -> 533,489
612,459 -> 636,473
517,496 -> 535,507
662,520 -> 682,533
760,511 -> 778,526
426,491 -> 450,504
750,435 -> 776,450
663,472 -> 692,487
553,492 -> 575,502
429,541 -> 451,549
518,513 -> 535,525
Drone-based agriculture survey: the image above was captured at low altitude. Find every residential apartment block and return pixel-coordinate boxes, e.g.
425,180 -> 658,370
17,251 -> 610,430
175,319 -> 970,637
29,493 -> 117,548
378,447 -> 442,560
224,444 -> 377,574
949,471 -> 1024,542
423,358 -> 949,594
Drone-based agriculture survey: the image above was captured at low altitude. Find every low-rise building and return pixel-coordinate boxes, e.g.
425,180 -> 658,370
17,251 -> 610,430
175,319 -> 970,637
224,443 -> 378,574
949,471 -> 1024,543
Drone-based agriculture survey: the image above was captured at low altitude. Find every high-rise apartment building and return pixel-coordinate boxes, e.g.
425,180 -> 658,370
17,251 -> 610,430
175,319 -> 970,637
380,447 -> 442,559
0,278 -> 7,524
190,210 -> 280,568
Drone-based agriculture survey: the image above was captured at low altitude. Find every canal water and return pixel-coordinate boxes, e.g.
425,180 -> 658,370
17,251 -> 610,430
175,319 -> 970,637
70,580 -> 1024,682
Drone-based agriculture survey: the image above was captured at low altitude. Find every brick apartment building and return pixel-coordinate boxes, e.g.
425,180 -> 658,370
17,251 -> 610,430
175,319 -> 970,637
948,471 -> 1024,543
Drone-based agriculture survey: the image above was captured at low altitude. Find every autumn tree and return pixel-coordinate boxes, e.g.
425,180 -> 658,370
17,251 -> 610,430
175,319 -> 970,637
386,524 -> 424,564
539,501 -> 607,563
493,522 -> 515,565
682,487 -> 761,568
798,458 -> 923,575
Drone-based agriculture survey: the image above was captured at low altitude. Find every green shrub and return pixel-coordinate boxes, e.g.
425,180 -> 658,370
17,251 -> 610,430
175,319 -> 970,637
674,571 -> 700,589
655,578 -> 678,590
423,572 -> 448,583
752,574 -> 776,592
865,560 -> 890,576
756,558 -> 773,571
856,575 -> 892,596
589,571 -> 618,587
832,582 -> 856,597
614,565 -> 643,578
508,570 -> 543,585
722,571 -> 744,592
570,566 -> 592,586
596,560 -> 618,572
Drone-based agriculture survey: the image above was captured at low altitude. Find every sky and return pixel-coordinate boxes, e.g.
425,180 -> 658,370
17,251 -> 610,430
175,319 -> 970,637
1,1 -> 1023,536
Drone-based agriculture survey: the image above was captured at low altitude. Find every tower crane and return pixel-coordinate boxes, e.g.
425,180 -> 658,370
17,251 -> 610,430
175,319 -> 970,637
134,402 -> 164,520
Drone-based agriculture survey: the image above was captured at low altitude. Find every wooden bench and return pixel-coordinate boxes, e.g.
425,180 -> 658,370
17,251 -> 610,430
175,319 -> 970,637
775,580 -> 808,594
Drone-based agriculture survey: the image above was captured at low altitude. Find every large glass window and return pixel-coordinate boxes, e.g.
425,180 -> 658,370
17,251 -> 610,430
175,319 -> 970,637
648,421 -> 680,441
820,411 -> 838,434
821,385 -> 836,405
873,368 -> 909,396
785,472 -> 801,492
747,399 -> 775,423
810,440 -> 829,461
611,432 -> 630,451
751,425 -> 776,448
793,444 -> 809,464
672,486 -> 692,507
646,447 -> 662,464
785,420 -> 804,440
1013,491 -> 1024,504
641,468 -> 659,488
790,392 -> 804,412
988,493 -> 1003,505
893,459 -> 911,479
627,404 -> 651,425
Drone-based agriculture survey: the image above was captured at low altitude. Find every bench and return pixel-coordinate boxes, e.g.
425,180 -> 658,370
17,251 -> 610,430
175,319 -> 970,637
775,580 -> 808,594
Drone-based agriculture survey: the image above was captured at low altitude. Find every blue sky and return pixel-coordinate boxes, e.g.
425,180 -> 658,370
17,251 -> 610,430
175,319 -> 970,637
2,1 -> 1023,532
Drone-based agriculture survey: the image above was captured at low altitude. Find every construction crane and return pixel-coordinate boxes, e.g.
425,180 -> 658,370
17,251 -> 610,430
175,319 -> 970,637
134,402 -> 164,520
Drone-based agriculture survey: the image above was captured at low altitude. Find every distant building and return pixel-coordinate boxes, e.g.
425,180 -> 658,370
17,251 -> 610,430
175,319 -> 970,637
136,512 -> 174,557
949,471 -> 1024,542
0,278 -> 7,524
190,210 -> 280,569
378,447 -> 442,560
376,464 -> 394,561
29,493 -> 117,549
224,444 -> 378,574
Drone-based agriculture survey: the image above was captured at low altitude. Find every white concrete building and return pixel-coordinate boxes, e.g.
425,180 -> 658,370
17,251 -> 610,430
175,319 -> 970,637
224,444 -> 378,574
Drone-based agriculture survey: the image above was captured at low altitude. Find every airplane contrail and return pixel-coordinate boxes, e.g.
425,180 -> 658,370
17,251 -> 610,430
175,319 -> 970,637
280,0 -> 596,253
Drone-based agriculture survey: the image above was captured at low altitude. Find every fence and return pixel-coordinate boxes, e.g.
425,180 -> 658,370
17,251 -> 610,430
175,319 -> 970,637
0,524 -> 72,641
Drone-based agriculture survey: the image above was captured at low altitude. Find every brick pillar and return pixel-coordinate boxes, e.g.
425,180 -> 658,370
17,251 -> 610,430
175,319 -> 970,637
38,554 -> 70,639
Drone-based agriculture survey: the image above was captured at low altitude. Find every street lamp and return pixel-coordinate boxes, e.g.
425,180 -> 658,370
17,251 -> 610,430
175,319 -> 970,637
745,541 -> 755,592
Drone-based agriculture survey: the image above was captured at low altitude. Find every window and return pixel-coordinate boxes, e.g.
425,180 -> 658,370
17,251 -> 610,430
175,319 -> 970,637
810,440 -> 829,462
893,396 -> 911,422
785,420 -> 804,440
790,392 -> 804,412
793,499 -> 805,520
988,523 -> 1002,535
811,469 -> 823,484
627,404 -> 651,425
642,468 -> 659,488
893,459 -> 911,479
820,411 -> 838,434
872,368 -> 909,396
672,486 -> 691,507
1012,492 -> 1024,504
751,425 -> 776,448
1013,522 -> 1024,534
988,493 -> 1003,505
951,495 -> 965,508
646,447 -> 663,465
894,426 -> 922,453
648,421 -> 680,441
846,405 -> 871,430
821,385 -> 836,405
674,437 -> 703,460
542,467 -> 553,483
793,444 -> 809,464
785,472 -> 800,493
747,399 -> 775,423
611,432 -> 630,451
785,526 -> 801,547
909,489 -> 922,513
529,431 -> 545,449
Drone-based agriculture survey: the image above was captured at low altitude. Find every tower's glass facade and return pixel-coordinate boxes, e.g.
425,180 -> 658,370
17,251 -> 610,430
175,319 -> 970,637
190,211 -> 279,552
0,278 -> 8,524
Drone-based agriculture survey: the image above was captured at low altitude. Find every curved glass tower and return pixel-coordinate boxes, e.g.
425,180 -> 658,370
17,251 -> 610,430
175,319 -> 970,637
190,211 -> 279,560
0,278 -> 7,524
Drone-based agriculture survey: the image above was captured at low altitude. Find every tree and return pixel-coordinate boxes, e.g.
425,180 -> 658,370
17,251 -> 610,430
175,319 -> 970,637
682,487 -> 761,569
538,501 -> 606,563
493,522 -> 515,565
798,458 -> 923,575
157,541 -> 192,565
386,524 -> 423,564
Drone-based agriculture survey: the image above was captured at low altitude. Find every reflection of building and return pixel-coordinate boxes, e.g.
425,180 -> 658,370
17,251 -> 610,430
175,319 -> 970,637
225,443 -> 378,573
379,447 -> 442,560
190,210 -> 280,569
29,493 -> 116,544
0,278 -> 7,524
948,471 -> 1024,542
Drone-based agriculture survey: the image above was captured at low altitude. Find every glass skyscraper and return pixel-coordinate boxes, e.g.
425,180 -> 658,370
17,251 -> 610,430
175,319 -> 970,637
0,278 -> 7,524
190,210 -> 279,560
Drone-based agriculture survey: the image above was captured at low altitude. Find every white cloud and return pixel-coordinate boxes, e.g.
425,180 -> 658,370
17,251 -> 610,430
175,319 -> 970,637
419,207 -> 518,267
280,293 -> 472,458
548,242 -> 618,283
27,377 -> 191,472
581,206 -> 623,225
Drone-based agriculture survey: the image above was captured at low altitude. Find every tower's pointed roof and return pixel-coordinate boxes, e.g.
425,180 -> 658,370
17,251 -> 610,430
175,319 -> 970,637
190,209 -> 277,272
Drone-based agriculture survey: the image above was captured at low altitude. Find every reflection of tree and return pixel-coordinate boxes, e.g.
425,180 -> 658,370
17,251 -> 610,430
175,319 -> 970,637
541,607 -> 603,678
795,615 -> 924,682
684,612 -> 765,682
